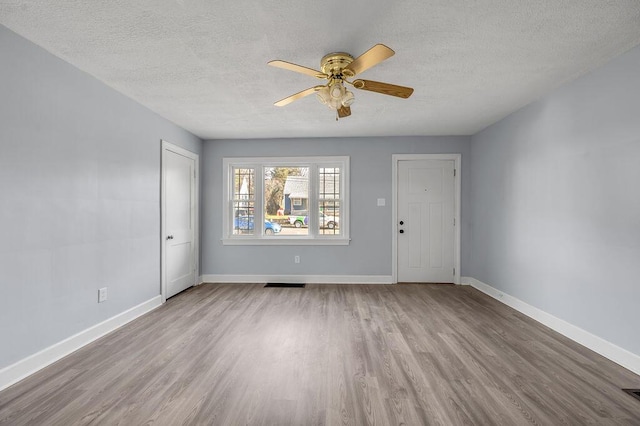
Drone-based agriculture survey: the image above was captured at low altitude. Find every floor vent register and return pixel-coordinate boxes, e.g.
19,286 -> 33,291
623,389 -> 640,402
265,283 -> 306,288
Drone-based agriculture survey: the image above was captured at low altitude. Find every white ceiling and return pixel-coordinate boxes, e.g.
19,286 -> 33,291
2,1 -> 640,140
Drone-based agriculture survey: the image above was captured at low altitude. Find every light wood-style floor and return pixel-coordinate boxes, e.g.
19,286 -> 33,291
1,284 -> 639,425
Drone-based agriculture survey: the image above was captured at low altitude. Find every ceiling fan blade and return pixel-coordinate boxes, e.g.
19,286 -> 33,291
268,60 -> 328,79
337,106 -> 351,118
274,86 -> 323,107
343,44 -> 395,76
352,79 -> 414,99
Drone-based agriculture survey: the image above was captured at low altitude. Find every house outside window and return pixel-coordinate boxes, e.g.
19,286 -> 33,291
283,176 -> 308,215
222,156 -> 349,245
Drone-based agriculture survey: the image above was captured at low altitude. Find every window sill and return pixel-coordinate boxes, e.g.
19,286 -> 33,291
221,237 -> 350,246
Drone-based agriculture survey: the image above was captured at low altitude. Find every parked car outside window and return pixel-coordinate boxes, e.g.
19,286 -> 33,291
288,212 -> 339,229
320,212 -> 339,229
234,215 -> 282,234
289,215 -> 308,228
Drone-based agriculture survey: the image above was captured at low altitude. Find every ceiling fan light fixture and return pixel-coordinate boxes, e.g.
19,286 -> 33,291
327,97 -> 342,110
320,81 -> 354,109
342,90 -> 355,107
316,86 -> 331,105
330,82 -> 345,99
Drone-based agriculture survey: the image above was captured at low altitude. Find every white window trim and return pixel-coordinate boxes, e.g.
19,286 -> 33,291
222,156 -> 350,246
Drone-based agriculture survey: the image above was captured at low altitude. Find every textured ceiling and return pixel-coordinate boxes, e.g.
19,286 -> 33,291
1,1 -> 640,139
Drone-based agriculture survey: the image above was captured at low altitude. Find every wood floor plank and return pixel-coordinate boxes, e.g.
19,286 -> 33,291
1,283 -> 639,425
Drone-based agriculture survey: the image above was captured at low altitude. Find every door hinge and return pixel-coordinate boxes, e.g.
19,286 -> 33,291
453,217 -> 456,226
454,169 -> 456,177
453,268 -> 456,276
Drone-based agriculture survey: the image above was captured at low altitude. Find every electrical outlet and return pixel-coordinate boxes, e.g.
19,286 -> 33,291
98,287 -> 108,303
294,255 -> 300,264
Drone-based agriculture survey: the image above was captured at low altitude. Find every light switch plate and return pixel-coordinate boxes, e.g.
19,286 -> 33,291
377,198 -> 386,206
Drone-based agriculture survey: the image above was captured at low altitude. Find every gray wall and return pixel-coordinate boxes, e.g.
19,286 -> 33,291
202,136 -> 471,277
0,25 -> 202,368
469,45 -> 640,356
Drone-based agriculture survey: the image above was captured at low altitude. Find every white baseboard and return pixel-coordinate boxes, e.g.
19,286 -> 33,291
461,276 -> 640,376
201,274 -> 393,284
0,296 -> 162,392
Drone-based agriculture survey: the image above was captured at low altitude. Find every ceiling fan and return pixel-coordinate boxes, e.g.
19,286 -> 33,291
268,44 -> 414,120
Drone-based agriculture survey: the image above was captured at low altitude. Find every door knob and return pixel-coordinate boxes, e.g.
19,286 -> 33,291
399,220 -> 404,225
399,229 -> 404,234
167,235 -> 174,240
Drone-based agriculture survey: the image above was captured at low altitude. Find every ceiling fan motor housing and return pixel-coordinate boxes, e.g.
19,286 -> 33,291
320,53 -> 355,77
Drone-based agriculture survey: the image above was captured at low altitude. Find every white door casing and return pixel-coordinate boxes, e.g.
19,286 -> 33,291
162,141 -> 198,300
393,155 -> 460,284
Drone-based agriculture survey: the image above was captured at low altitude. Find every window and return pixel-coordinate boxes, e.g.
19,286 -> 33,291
319,167 -> 341,235
231,168 -> 255,235
223,156 -> 349,245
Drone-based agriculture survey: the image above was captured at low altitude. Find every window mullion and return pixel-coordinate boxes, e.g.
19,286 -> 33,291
226,163 -> 232,239
255,165 -> 263,237
308,163 -> 318,236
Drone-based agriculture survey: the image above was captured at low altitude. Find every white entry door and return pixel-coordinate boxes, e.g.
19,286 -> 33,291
162,142 -> 198,299
397,159 -> 455,283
